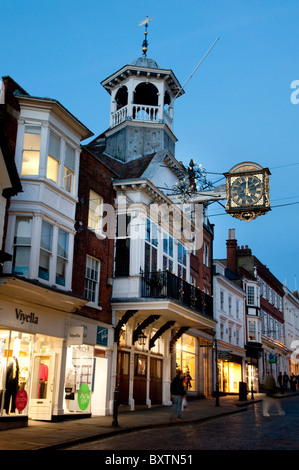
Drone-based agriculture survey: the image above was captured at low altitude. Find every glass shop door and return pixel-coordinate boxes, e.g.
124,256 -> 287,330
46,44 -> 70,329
29,354 -> 55,420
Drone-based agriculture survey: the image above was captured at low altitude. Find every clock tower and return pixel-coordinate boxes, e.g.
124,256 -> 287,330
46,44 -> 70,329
100,22 -> 184,163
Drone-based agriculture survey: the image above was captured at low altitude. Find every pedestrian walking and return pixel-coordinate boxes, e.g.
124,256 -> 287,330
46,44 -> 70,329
283,372 -> 289,391
290,373 -> 297,392
170,369 -> 186,419
263,372 -> 285,417
278,372 -> 284,394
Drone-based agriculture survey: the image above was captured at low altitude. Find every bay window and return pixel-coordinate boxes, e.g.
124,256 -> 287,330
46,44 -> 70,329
10,216 -> 71,288
19,123 -> 77,195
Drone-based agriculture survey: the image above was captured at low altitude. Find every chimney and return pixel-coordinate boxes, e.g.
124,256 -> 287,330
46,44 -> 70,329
226,229 -> 237,274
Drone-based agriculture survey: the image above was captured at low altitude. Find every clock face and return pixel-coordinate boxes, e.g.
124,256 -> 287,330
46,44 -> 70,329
231,175 -> 263,207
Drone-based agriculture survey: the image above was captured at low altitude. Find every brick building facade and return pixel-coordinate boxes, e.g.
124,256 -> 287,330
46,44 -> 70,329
72,146 -> 116,325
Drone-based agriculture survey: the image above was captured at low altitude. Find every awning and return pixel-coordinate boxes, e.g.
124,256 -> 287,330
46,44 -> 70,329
0,276 -> 87,313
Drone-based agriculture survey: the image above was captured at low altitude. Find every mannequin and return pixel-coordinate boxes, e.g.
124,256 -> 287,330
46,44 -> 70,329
4,357 -> 19,414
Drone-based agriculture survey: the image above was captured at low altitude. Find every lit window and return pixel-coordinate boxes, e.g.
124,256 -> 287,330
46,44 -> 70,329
248,320 -> 256,341
39,221 -> 53,281
84,255 -> 101,303
63,144 -> 75,192
56,229 -> 68,286
88,190 -> 103,233
12,217 -> 32,276
47,132 -> 60,182
21,126 -> 41,175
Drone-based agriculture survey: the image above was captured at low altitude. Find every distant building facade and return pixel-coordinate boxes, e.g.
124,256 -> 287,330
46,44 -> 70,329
213,258 -> 246,394
219,229 -> 289,392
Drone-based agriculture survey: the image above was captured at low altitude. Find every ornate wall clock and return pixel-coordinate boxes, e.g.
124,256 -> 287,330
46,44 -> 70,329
225,162 -> 271,221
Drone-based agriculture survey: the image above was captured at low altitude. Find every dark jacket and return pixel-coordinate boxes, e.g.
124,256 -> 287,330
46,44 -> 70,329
264,375 -> 277,396
171,376 -> 185,396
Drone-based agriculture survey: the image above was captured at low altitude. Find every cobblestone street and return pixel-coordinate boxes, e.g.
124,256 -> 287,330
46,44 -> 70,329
66,396 -> 299,451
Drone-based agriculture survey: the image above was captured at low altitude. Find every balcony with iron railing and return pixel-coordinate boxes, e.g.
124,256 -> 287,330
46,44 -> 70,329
140,270 -> 213,319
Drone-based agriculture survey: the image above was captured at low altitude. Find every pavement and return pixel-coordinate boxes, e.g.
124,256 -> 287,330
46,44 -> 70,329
0,392 -> 295,451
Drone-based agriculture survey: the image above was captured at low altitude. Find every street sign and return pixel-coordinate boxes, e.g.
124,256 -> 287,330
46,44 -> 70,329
218,350 -> 232,360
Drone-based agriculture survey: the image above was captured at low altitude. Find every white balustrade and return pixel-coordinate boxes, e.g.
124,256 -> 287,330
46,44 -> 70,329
111,106 -> 128,127
111,104 -> 166,128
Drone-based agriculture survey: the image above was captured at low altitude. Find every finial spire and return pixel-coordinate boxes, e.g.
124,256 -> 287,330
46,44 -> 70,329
139,15 -> 154,57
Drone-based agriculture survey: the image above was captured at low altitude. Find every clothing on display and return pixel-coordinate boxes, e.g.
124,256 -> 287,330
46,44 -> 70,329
65,367 -> 77,400
4,357 -> 19,414
38,363 -> 48,399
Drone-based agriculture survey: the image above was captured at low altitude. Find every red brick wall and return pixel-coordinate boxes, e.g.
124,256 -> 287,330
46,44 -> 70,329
72,148 -> 116,324
190,224 -> 213,295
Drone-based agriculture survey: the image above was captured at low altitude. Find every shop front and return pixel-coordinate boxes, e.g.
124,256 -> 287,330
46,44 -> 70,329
175,334 -> 197,393
110,301 -> 216,414
113,319 -> 168,410
218,355 -> 243,394
0,277 -> 112,428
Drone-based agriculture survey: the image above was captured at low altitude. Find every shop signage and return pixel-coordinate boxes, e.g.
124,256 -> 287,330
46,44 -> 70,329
218,350 -> 232,360
15,389 -> 28,411
78,384 -> 90,411
67,326 -> 84,345
269,354 -> 277,363
97,326 -> 108,346
15,308 -> 38,325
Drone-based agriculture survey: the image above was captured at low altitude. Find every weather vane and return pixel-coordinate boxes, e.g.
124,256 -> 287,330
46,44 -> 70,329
139,15 -> 154,57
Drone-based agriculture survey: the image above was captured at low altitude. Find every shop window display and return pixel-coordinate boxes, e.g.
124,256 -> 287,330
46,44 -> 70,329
64,345 -> 94,413
0,329 -> 33,417
176,334 -> 196,391
218,361 -> 242,393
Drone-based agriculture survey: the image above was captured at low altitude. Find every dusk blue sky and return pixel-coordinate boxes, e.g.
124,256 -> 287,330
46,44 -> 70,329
1,0 -> 298,290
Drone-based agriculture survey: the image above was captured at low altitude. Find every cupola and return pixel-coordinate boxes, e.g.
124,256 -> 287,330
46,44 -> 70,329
100,17 -> 184,162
